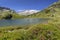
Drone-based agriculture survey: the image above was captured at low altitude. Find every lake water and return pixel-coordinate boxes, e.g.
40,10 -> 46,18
0,18 -> 49,26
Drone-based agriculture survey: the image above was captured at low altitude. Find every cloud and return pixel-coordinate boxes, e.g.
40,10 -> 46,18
17,9 -> 40,12
17,9 -> 40,15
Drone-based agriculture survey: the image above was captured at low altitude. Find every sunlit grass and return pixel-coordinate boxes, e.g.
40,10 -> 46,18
0,23 -> 60,40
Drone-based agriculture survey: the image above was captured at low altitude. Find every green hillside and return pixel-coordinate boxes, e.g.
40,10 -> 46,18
26,1 -> 60,18
0,7 -> 24,20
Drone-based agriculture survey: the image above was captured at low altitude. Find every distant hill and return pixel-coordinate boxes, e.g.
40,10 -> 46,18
26,1 -> 60,18
0,7 -> 11,10
0,7 -> 24,19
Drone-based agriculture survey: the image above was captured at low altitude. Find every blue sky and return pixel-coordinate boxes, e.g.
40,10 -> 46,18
0,0 -> 58,11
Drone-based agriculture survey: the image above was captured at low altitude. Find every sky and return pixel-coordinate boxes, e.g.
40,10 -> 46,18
0,0 -> 58,11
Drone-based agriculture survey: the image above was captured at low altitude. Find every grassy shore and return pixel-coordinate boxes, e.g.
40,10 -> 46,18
0,23 -> 60,40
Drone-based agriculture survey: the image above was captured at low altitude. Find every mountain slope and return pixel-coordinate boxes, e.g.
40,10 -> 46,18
0,7 -> 24,19
26,1 -> 60,18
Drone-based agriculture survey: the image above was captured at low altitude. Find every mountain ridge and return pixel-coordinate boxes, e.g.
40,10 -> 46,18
25,1 -> 60,18
0,6 -> 25,19
18,10 -> 40,15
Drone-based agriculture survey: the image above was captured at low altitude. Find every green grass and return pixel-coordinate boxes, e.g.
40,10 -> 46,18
0,23 -> 60,40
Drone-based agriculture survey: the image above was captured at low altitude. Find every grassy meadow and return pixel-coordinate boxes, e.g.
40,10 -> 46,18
0,23 -> 60,40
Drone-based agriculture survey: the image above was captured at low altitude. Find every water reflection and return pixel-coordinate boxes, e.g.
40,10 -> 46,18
0,18 -> 49,26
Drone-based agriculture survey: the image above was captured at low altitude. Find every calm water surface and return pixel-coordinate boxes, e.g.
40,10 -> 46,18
0,18 -> 49,26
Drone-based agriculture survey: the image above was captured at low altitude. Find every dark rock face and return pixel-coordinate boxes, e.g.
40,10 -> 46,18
0,7 -> 11,10
3,14 -> 12,19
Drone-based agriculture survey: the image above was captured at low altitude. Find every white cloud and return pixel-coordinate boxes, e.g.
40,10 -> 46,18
17,9 -> 40,15
17,9 -> 26,12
